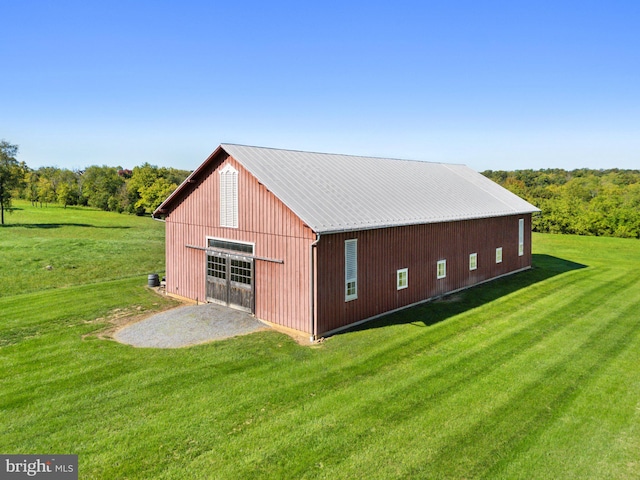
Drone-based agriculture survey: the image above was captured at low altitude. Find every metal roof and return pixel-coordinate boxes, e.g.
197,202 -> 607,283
215,144 -> 540,234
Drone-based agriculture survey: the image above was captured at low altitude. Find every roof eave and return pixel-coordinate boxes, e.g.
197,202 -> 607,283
152,145 -> 228,217
313,208 -> 542,235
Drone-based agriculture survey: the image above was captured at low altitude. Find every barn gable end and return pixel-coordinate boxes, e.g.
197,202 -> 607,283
159,147 -> 316,333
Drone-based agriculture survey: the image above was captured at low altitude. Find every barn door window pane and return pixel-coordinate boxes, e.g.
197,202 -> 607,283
207,255 -> 226,279
230,259 -> 252,285
208,238 -> 254,255
345,239 -> 357,301
496,247 -> 503,263
518,218 -> 524,256
219,164 -> 238,228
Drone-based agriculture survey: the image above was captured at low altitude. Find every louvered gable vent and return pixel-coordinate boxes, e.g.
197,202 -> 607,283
219,164 -> 238,228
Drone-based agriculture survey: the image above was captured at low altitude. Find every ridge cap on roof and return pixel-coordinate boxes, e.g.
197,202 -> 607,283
155,143 -> 540,229
441,163 -> 522,214
221,143 -> 466,167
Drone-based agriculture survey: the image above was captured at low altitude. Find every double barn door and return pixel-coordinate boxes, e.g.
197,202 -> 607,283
206,251 -> 254,313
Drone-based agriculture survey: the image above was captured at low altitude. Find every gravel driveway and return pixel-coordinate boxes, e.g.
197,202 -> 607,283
114,303 -> 269,348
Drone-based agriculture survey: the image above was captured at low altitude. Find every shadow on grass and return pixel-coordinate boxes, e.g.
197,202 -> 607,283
343,254 -> 587,335
0,223 -> 131,229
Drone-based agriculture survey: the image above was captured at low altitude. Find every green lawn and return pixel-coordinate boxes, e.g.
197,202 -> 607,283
1,203 -> 639,479
0,201 -> 166,297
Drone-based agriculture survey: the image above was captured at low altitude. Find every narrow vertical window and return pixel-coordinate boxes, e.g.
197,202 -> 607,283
219,164 -> 238,228
437,260 -> 447,279
345,239 -> 357,301
496,247 -> 503,263
397,268 -> 408,290
518,218 -> 524,256
469,253 -> 478,271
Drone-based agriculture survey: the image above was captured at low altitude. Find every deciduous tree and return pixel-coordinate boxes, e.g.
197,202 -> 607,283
0,140 -> 23,225
128,163 -> 188,213
80,166 -> 125,211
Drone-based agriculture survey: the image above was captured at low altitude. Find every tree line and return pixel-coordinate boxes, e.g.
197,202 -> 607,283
483,168 -> 640,239
0,140 -> 190,223
3,139 -> 639,238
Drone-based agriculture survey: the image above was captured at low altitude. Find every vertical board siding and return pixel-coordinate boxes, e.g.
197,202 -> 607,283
165,151 -> 315,333
165,149 -> 534,338
315,214 -> 533,335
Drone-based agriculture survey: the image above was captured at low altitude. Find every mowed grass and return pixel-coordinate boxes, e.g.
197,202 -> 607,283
0,201 -> 166,296
1,204 -> 639,479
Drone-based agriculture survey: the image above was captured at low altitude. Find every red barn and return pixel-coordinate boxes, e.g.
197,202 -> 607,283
153,144 -> 540,341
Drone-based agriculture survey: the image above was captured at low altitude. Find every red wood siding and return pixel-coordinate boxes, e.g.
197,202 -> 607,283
164,151 -> 316,333
315,214 -> 533,336
164,149 -> 535,338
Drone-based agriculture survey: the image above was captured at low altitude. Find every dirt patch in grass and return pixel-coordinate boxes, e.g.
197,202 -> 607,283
83,287 -> 189,341
264,321 -> 321,346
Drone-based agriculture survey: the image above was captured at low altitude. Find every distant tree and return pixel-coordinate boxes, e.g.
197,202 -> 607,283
126,163 -> 157,213
80,166 -> 125,211
503,177 -> 528,200
55,169 -> 80,208
36,176 -> 56,206
12,162 -> 31,200
25,170 -> 42,205
162,167 -> 191,187
127,163 -> 188,214
137,176 -> 177,213
28,167 -> 54,206
117,169 -> 132,179
113,183 -> 133,213
0,140 -> 23,225
484,168 -> 640,239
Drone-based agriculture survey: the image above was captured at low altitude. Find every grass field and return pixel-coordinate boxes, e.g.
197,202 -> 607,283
1,202 -> 639,479
0,201 -> 167,297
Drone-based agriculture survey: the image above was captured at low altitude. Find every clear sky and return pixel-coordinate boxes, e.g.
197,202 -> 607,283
1,0 -> 638,172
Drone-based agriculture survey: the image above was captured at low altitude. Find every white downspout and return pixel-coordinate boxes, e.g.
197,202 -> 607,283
309,233 -> 320,342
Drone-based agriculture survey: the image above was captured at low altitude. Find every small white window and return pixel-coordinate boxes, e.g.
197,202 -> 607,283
345,239 -> 357,301
397,268 -> 408,290
437,260 -> 446,279
219,164 -> 238,228
518,218 -> 524,256
496,247 -> 503,264
469,253 -> 478,271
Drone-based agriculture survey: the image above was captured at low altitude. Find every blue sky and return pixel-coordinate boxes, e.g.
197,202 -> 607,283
1,1 -> 638,172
